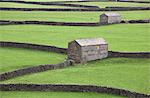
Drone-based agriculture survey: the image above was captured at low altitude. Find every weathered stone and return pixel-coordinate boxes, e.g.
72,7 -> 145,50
100,13 -> 121,24
68,38 -> 108,63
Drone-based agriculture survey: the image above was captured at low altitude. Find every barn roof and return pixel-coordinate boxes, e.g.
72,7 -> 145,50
102,12 -> 121,17
75,38 -> 107,46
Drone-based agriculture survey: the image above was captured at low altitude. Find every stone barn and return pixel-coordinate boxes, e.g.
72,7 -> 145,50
68,38 -> 108,63
100,13 -> 121,24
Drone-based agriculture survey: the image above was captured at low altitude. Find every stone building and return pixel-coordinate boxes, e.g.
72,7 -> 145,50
100,13 -> 121,24
68,38 -> 108,63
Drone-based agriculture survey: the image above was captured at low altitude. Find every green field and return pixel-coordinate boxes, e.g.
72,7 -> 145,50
16,0 -> 84,1
6,0 -> 150,2
0,47 -> 66,73
1,11 -> 149,22
1,58 -> 150,94
119,0 -> 150,1
0,2 -> 75,8
0,91 -> 125,98
0,0 -> 150,98
67,2 -> 150,7
0,24 -> 149,51
0,1 -> 149,8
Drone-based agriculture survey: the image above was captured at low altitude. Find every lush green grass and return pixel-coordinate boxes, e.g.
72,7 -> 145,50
0,11 -> 149,22
0,47 -> 66,73
0,24 -> 149,51
0,2 -> 74,8
31,0 -> 150,1
16,0 -> 89,1
1,1 -> 149,8
0,91 -> 125,98
0,0 -> 149,98
129,0 -> 150,1
17,0 -> 82,1
1,58 -> 149,94
68,1 -> 150,7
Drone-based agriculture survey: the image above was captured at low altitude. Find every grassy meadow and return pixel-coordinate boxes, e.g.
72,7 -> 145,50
0,47 -> 66,73
0,24 -> 149,51
1,1 -> 149,8
0,11 -> 150,22
67,2 -> 150,7
1,58 -> 150,94
0,2 -> 75,8
0,91 -> 126,98
0,0 -> 150,98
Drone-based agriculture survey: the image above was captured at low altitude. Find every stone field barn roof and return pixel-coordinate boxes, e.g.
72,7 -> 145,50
102,13 -> 121,17
75,38 -> 107,46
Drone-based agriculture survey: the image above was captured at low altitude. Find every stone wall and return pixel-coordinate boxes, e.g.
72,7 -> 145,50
0,41 -> 67,54
0,20 -> 99,26
118,0 -> 150,4
0,0 -> 100,4
0,60 -> 74,81
108,51 -> 150,58
104,7 -> 150,11
0,84 -> 149,98
121,19 -> 150,23
68,41 -> 81,63
0,7 -> 149,12
1,41 -> 149,81
0,0 -> 99,9
1,41 -> 149,59
0,19 -> 149,26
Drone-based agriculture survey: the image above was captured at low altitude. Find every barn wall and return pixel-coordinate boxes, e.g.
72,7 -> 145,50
81,45 -> 100,62
108,16 -> 121,24
100,15 -> 108,24
81,44 -> 108,62
99,44 -> 108,58
68,41 -> 81,63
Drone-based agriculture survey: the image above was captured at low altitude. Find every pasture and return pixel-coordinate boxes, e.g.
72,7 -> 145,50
0,0 -> 149,98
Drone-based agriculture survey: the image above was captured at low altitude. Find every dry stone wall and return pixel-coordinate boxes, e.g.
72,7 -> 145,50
0,41 -> 149,81
0,0 -> 99,9
0,0 -> 100,3
0,7 -> 149,11
1,41 -> 149,58
118,0 -> 150,4
0,19 -> 149,26
0,41 -> 67,54
0,20 -> 99,26
108,51 -> 150,58
0,84 -> 149,98
0,60 -> 74,81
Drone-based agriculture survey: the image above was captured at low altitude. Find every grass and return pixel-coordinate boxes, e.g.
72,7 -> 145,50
0,1 -> 149,97
1,58 -> 149,94
67,2 -> 150,7
15,0 -> 89,1
0,24 -> 149,51
0,91 -> 126,98
0,2 -> 75,8
0,47 -> 66,73
7,0 -> 150,2
0,11 -> 150,22
16,0 -> 82,1
124,0 -> 150,1
1,1 -> 149,8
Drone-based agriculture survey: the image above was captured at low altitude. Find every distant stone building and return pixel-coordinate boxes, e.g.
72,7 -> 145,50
100,13 -> 121,24
68,38 -> 108,63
